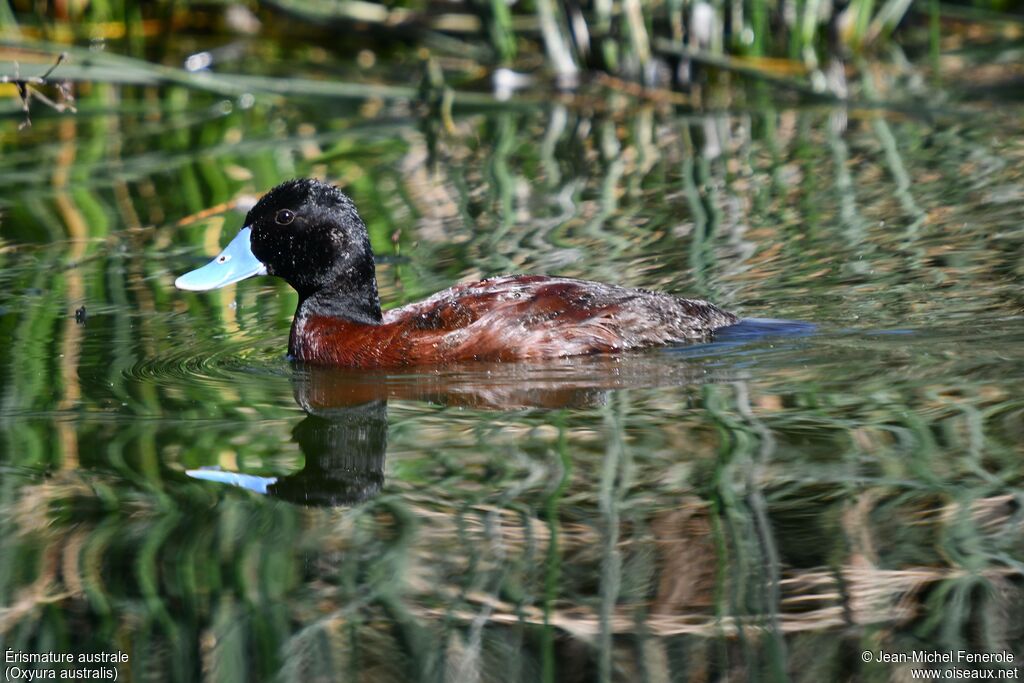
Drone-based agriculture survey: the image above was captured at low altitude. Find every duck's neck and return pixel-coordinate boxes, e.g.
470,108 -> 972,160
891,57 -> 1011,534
289,277 -> 382,357
300,278 -> 382,324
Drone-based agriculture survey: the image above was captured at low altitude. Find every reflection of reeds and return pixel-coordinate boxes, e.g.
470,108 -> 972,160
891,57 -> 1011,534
418,562 -> 1019,637
4,462 -> 1022,679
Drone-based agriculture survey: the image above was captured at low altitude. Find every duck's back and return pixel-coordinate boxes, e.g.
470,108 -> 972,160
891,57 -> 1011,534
292,275 -> 737,367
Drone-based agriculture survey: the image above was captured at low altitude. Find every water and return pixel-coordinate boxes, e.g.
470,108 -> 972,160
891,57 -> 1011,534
1,52 -> 1023,682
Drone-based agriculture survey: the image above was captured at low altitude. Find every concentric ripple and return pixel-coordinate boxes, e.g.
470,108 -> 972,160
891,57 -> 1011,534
115,335 -> 296,412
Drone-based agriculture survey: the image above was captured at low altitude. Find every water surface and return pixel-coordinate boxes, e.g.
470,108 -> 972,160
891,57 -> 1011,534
1,51 -> 1023,682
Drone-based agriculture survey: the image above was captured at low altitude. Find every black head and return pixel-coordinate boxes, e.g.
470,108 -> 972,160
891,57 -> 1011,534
245,180 -> 371,295
175,178 -> 382,323
246,179 -> 382,322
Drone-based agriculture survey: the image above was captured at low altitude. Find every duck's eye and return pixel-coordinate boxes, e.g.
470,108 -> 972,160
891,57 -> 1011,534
275,209 -> 295,225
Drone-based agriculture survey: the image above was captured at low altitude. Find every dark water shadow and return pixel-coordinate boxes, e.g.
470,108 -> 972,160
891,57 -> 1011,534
668,317 -> 818,356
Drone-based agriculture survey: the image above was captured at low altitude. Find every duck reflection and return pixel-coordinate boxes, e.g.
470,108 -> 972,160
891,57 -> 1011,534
186,398 -> 388,506
187,320 -> 807,506
186,356 -> 685,506
272,402 -> 388,505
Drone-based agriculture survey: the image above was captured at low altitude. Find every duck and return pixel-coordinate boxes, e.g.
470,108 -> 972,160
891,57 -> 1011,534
175,178 -> 739,367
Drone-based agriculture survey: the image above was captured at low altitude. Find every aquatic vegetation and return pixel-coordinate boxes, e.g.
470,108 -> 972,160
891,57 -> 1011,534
1,0 -> 1020,102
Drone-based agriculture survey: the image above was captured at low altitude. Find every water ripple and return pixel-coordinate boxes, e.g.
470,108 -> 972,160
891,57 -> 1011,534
121,339 -> 291,392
